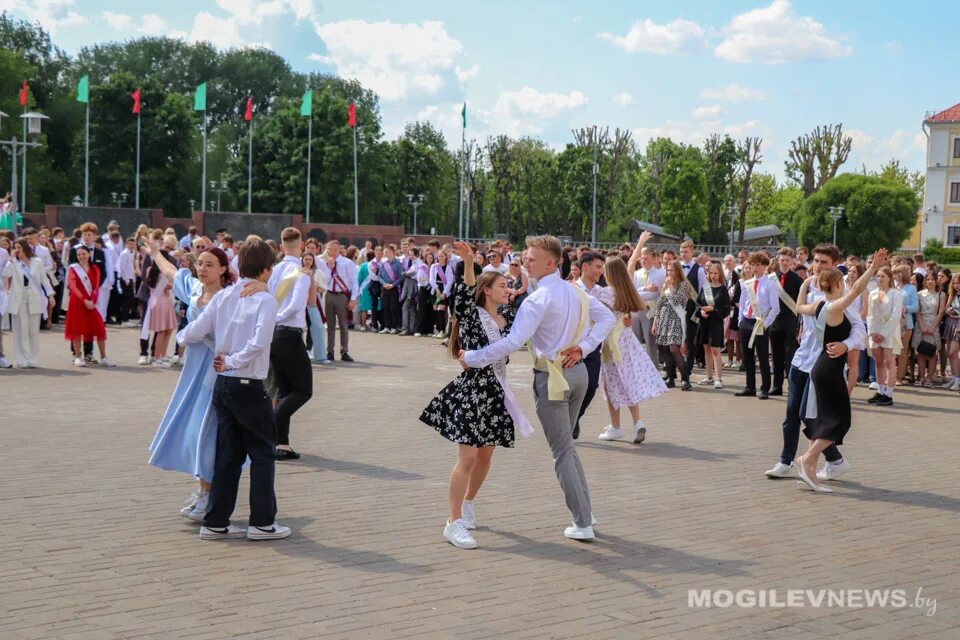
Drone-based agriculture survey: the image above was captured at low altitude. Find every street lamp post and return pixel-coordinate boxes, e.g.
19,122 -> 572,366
828,205 -> 844,245
0,111 -> 49,215
188,199 -> 196,213
111,192 -> 128,208
209,179 -> 227,212
591,134 -> 598,246
727,202 -> 736,253
406,193 -> 425,235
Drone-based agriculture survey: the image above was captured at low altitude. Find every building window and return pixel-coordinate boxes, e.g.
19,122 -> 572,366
955,138 -> 960,159
952,182 -> 960,203
947,225 -> 960,247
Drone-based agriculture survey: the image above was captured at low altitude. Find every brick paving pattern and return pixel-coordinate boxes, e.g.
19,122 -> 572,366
1,326 -> 957,639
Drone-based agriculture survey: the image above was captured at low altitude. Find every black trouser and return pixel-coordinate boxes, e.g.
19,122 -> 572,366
270,327 -> 313,447
415,286 -> 435,334
739,319 -> 770,392
575,346 -> 602,431
107,285 -> 122,324
684,317 -> 699,377
780,366 -> 842,465
769,318 -> 798,390
369,281 -> 382,330
381,287 -> 401,330
119,280 -> 136,323
52,280 -> 64,324
204,376 -> 277,528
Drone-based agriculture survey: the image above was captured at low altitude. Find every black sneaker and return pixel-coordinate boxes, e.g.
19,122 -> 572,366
340,352 -> 355,363
735,389 -> 756,397
680,381 -> 692,391
275,448 -> 301,461
326,352 -> 334,362
875,395 -> 893,406
664,379 -> 676,388
867,393 -> 882,404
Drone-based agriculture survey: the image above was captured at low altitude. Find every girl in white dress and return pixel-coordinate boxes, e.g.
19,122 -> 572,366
866,266 -> 903,406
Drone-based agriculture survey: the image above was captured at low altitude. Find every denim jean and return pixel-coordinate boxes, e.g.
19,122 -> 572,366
306,305 -> 326,361
858,350 -> 876,383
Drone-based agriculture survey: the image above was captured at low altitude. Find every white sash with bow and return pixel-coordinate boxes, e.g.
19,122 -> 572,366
70,263 -> 93,296
477,307 -> 534,438
744,278 -> 765,348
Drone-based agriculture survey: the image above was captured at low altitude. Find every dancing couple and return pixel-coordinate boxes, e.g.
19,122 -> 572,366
420,236 -> 615,549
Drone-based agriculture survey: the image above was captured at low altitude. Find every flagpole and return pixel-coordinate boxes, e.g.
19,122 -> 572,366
352,124 -> 358,225
135,110 -> 141,208
201,111 -> 207,212
22,104 -> 28,212
305,115 -> 312,223
247,116 -> 253,214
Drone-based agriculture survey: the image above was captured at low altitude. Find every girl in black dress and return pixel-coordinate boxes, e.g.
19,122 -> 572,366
792,249 -> 889,492
420,242 -> 531,549
697,261 -> 731,389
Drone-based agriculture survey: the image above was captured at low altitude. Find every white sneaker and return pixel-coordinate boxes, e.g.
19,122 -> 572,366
247,523 -> 292,540
563,524 -> 595,541
187,492 -> 209,522
167,356 -> 182,367
461,501 -> 476,530
389,329 -> 398,334
598,425 -> 625,441
99,357 -> 117,367
138,355 -> 150,365
868,381 -> 879,390
179,489 -> 200,517
950,380 -> 960,392
0,356 -> 12,369
714,380 -> 724,390
633,421 -> 646,444
152,358 -> 171,368
444,520 -> 477,549
379,328 -> 390,334
73,357 -> 86,368
697,377 -> 714,385
199,524 -> 246,540
123,320 -> 139,328
817,458 -> 851,481
765,461 -> 798,478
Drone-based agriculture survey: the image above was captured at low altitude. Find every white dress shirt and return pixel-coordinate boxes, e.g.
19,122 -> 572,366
791,282 -> 867,373
318,255 -> 359,300
178,279 -> 277,379
118,248 -> 136,283
268,255 -> 310,329
633,266 -> 664,302
34,244 -> 53,271
738,275 -> 780,328
465,273 -> 615,368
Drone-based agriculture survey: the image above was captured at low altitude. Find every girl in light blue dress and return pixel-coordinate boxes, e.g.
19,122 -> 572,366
146,240 -> 264,520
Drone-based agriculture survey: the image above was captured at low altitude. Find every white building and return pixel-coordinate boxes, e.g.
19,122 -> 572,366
921,102 -> 960,247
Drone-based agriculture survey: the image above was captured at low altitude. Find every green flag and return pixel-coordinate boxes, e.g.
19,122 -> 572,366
76,75 -> 89,104
300,89 -> 313,117
461,102 -> 466,128
194,82 -> 207,111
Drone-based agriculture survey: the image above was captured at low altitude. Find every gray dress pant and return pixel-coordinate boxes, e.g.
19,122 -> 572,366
325,291 -> 349,355
532,363 -> 592,528
632,311 -> 659,366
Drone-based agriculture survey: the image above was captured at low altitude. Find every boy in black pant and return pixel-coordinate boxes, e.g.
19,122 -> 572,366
177,239 -> 291,541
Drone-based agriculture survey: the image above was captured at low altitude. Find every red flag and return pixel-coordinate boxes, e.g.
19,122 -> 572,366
131,88 -> 141,114
348,102 -> 356,128
244,96 -> 253,122
19,81 -> 27,106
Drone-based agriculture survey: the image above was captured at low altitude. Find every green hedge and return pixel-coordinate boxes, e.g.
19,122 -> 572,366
923,239 -> 960,264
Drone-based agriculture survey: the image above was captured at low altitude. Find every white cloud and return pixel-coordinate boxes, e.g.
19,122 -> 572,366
612,92 -> 635,107
190,12 -> 245,49
598,18 -> 706,55
699,83 -> 769,102
306,53 -> 333,64
0,0 -> 86,34
102,12 -> 180,37
633,119 -> 758,147
312,20 -> 463,102
454,64 -> 481,86
848,129 -> 925,172
884,41 -> 904,55
215,0 -> 316,25
693,105 -> 722,120
714,0 -> 852,64
489,87 -> 589,135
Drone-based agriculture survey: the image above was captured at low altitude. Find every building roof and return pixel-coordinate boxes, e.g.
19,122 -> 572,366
726,224 -> 782,243
924,102 -> 960,124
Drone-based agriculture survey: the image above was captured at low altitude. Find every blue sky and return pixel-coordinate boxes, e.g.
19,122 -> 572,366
6,0 -> 958,179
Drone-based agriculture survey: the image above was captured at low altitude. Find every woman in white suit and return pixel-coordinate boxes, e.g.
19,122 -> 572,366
2,239 -> 54,367
866,265 -> 903,406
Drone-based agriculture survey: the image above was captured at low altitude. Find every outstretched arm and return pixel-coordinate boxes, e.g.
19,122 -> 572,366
794,276 -> 818,316
626,230 -> 653,274
830,249 -> 888,321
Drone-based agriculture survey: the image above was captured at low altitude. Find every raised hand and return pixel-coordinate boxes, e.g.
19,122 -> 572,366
452,241 -> 474,261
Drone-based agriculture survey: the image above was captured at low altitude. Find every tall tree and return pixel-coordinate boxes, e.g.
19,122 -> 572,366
785,123 -> 852,197
701,134 -> 739,243
736,137 -> 762,242
659,145 -> 708,241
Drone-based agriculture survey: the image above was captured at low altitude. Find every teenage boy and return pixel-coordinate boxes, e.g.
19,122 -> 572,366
178,239 -> 291,541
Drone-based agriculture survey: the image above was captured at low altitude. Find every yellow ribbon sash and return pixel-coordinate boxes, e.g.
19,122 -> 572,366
533,286 -> 590,400
744,278 -> 765,348
273,269 -> 304,305
601,313 -> 624,364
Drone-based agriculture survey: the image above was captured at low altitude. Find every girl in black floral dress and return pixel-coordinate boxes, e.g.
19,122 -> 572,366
420,242 -> 532,549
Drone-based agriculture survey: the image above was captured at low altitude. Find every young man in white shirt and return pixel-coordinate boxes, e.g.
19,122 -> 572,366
461,236 -> 615,541
318,238 -> 359,360
572,250 -> 606,440
268,227 -> 314,461
118,236 -> 138,327
627,232 -> 661,365
735,252 -> 781,399
483,251 -> 509,275
178,238 -> 290,541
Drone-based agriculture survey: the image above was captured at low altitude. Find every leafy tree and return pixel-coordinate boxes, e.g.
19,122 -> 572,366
659,145 -> 708,240
701,134 -> 739,243
794,173 -> 917,254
